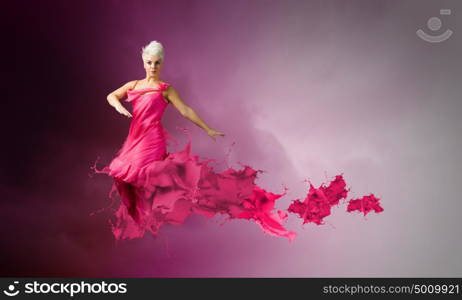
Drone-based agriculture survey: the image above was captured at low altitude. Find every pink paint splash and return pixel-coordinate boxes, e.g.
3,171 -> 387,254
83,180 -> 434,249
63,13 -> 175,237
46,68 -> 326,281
288,175 -> 349,225
288,175 -> 384,225
92,137 -> 296,241
347,194 -> 384,216
238,186 -> 295,241
92,148 -> 384,241
92,145 -> 385,241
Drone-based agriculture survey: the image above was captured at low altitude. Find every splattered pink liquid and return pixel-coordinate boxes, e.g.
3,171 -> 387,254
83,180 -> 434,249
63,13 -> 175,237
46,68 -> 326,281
92,83 -> 383,240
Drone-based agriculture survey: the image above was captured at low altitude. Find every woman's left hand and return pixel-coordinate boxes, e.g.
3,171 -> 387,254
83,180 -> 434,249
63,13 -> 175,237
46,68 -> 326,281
206,128 -> 225,141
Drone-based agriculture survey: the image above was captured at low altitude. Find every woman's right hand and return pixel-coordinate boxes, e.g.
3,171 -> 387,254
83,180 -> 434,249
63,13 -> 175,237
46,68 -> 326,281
115,103 -> 133,118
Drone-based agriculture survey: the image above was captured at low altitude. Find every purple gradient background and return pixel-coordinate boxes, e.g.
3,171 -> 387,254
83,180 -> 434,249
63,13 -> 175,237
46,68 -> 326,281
2,0 -> 462,277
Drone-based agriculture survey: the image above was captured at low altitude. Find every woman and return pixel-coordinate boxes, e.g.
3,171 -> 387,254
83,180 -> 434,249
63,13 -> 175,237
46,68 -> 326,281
106,41 -> 224,142
106,41 -> 224,184
98,41 -> 295,241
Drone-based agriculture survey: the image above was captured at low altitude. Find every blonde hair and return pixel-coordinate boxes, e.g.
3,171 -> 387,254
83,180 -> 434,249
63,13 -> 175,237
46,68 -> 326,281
141,40 -> 164,61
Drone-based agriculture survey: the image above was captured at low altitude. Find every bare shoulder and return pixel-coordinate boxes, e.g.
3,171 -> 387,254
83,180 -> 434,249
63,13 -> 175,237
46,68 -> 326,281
125,80 -> 139,89
164,84 -> 184,104
109,80 -> 138,98
164,84 -> 179,94
165,84 -> 180,97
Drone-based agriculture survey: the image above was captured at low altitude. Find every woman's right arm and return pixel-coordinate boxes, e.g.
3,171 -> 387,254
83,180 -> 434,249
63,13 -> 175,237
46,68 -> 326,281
106,81 -> 136,118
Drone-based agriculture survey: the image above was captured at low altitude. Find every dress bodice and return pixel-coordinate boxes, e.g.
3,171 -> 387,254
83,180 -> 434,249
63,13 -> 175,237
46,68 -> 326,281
125,82 -> 170,122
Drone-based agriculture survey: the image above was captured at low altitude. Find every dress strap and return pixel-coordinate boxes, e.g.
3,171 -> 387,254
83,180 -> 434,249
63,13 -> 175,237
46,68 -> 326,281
129,80 -> 168,92
161,82 -> 170,91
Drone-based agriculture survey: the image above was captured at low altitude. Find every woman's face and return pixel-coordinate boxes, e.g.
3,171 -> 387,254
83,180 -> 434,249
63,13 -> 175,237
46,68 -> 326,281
143,54 -> 163,77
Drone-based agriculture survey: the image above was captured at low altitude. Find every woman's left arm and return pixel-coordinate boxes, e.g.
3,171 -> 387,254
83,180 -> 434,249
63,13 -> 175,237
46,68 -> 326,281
166,86 -> 225,141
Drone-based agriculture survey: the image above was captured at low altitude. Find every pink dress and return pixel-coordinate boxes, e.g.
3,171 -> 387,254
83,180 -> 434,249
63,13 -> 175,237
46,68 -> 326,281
108,82 -> 171,183
94,81 -> 296,241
